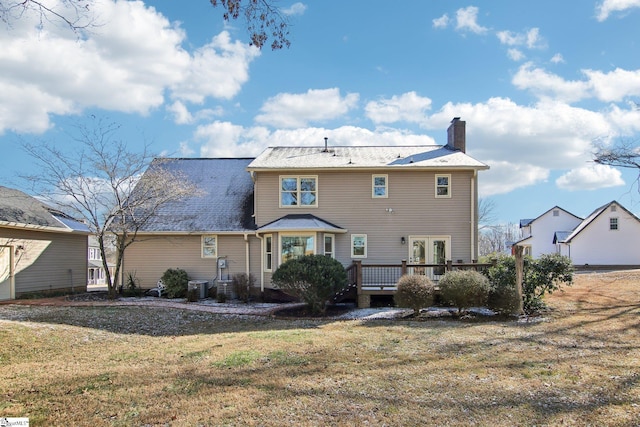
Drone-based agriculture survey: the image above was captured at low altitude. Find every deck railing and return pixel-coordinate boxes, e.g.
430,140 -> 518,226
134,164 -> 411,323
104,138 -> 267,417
349,259 -> 496,298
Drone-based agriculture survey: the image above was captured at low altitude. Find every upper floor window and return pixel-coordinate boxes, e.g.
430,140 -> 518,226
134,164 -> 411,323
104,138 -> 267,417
372,175 -> 388,198
280,176 -> 317,207
435,174 -> 451,198
610,218 -> 618,230
202,235 -> 217,258
88,248 -> 101,260
553,209 -> 559,217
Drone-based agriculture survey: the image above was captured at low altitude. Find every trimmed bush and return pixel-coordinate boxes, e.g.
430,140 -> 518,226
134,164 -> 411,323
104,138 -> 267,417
394,274 -> 436,315
161,268 -> 189,299
271,255 -> 347,314
438,269 -> 491,314
232,273 -> 255,303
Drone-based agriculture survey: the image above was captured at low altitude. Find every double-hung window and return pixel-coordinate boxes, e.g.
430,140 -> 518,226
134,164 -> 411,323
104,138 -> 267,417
372,174 -> 388,198
610,218 -> 618,230
324,234 -> 335,258
351,234 -> 367,258
202,235 -> 217,258
280,176 -> 317,207
435,174 -> 451,198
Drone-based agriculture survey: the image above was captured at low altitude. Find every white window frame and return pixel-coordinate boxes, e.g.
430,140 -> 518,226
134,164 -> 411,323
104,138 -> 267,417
610,217 -> 619,231
435,174 -> 451,198
264,234 -> 273,272
351,234 -> 367,258
279,175 -> 318,208
324,234 -> 335,258
201,235 -> 218,258
279,233 -> 316,264
372,174 -> 388,198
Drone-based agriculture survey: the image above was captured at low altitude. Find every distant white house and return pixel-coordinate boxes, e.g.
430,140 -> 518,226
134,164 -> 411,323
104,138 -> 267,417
515,206 -> 583,258
88,235 -> 114,289
555,201 -> 640,266
515,201 -> 640,267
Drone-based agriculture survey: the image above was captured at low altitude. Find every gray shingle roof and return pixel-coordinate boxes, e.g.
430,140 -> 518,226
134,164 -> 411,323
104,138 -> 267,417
247,146 -> 489,170
257,214 -> 347,233
138,158 -> 256,233
0,186 -> 89,232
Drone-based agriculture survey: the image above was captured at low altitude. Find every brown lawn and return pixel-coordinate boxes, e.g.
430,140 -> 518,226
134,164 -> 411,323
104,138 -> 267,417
0,271 -> 638,426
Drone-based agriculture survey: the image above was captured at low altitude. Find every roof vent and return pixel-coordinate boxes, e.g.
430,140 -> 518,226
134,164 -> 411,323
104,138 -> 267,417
323,137 -> 329,153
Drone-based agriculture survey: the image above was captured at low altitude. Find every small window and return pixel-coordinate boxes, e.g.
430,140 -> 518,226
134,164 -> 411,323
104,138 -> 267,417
610,218 -> 618,230
264,235 -> 273,271
435,174 -> 451,198
202,235 -> 217,258
351,234 -> 367,258
611,205 -> 617,212
324,234 -> 335,258
372,175 -> 388,198
553,209 -> 559,217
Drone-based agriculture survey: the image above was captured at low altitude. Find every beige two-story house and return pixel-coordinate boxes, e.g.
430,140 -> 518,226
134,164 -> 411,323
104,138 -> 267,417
122,118 -> 489,300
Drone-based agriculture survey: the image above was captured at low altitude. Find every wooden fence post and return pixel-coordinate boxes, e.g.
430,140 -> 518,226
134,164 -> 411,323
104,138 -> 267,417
401,260 -> 407,276
514,246 -> 524,315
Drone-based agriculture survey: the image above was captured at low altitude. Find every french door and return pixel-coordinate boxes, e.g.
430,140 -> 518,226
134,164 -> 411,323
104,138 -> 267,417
408,236 -> 450,280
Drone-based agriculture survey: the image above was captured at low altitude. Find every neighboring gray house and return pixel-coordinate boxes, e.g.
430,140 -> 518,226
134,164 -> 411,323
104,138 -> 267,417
123,118 -> 490,302
0,186 -> 90,300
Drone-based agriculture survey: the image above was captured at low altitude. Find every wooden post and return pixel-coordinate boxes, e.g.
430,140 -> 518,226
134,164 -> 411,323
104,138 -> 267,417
514,245 -> 524,315
401,259 -> 407,276
446,259 -> 453,272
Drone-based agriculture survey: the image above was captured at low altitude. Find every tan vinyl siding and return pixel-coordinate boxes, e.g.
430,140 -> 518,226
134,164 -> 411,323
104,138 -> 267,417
1,228 -> 87,296
254,169 -> 475,265
124,234 -> 255,289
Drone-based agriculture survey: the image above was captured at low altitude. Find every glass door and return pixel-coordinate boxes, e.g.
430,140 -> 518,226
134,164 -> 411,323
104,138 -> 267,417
408,236 -> 450,280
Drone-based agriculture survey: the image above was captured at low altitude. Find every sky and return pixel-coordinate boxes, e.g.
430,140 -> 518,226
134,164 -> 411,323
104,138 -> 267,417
1,0 -> 640,225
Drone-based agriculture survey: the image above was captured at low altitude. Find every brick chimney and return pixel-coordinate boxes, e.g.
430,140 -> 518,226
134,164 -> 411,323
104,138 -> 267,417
447,117 -> 466,153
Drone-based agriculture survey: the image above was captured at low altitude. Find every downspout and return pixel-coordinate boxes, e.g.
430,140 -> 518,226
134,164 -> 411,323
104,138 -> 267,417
244,233 -> 250,277
255,231 -> 265,292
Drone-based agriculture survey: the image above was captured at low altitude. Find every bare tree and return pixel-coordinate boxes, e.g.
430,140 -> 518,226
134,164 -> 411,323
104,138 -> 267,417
593,139 -> 640,193
0,0 -> 290,49
478,222 -> 521,257
478,198 -> 497,231
21,117 -> 200,298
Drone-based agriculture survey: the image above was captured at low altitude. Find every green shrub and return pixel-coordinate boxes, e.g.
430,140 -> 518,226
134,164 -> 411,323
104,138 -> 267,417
438,269 -> 491,314
484,253 -> 573,314
484,258 -> 521,314
232,273 -> 255,303
394,274 -> 435,315
161,268 -> 189,299
271,255 -> 347,314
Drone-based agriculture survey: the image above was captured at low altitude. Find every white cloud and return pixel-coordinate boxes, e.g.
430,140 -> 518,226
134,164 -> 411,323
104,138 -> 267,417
556,164 -> 625,191
479,161 -> 549,196
525,28 -> 544,49
596,0 -> 640,21
0,1 -> 258,135
512,63 -> 591,102
550,53 -> 565,64
432,14 -> 450,29
507,49 -> 525,61
169,31 -> 260,103
455,6 -> 488,34
582,68 -> 640,102
497,28 -> 544,49
193,122 -> 436,158
255,88 -> 359,128
365,92 -> 432,124
282,2 -> 307,16
496,30 -> 523,46
166,101 -> 223,125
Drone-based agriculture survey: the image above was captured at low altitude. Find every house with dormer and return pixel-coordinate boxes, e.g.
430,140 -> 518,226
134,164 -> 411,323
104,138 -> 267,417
515,201 -> 640,267
122,118 -> 490,297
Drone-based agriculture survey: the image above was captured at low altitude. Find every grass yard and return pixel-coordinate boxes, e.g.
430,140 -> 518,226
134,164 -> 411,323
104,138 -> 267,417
0,271 -> 639,426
